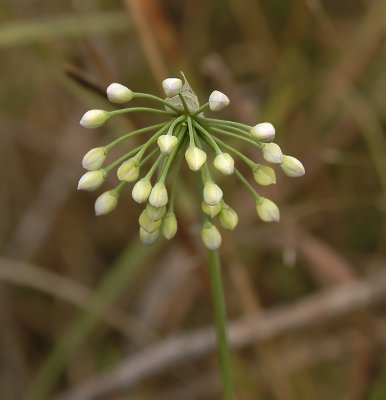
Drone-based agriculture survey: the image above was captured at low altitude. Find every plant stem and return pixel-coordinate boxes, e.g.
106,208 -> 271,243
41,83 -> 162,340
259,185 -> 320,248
208,250 -> 235,400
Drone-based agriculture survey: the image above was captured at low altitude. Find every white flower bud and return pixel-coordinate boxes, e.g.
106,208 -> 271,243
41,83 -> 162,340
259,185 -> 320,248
218,205 -> 238,231
80,110 -> 108,129
201,223 -> 222,250
117,158 -> 140,182
94,191 -> 118,216
146,204 -> 166,221
202,201 -> 222,218
250,122 -> 275,142
132,179 -> 152,203
256,198 -> 280,222
106,83 -> 133,103
77,170 -> 106,191
213,153 -> 234,175
149,182 -> 168,208
82,147 -> 107,170
280,155 -> 305,177
253,165 -> 276,186
139,210 -> 162,233
140,227 -> 159,246
157,135 -> 178,155
262,143 -> 283,164
203,182 -> 223,206
209,90 -> 230,111
185,146 -> 207,171
162,78 -> 183,98
162,213 -> 177,240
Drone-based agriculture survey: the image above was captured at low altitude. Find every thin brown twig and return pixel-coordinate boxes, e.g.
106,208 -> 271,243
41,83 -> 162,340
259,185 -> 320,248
58,269 -> 386,400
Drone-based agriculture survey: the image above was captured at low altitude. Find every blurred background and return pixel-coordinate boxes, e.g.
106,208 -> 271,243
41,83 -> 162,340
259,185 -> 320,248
1,0 -> 386,399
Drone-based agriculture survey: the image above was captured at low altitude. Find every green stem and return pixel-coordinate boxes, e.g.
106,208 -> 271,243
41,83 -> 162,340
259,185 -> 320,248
193,120 -> 222,155
104,145 -> 143,173
187,116 -> 196,147
193,102 -> 209,116
133,92 -> 181,113
178,93 -> 190,113
145,154 -> 164,180
234,168 -> 260,201
209,127 -> 263,149
105,122 -> 168,150
197,116 -> 251,131
108,107 -> 176,117
208,250 -> 235,400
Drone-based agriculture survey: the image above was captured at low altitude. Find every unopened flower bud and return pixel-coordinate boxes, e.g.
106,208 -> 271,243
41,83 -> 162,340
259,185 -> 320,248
253,165 -> 276,186
106,83 -> 133,103
214,153 -> 234,175
250,122 -> 275,142
162,213 -> 177,240
209,90 -> 230,111
117,158 -> 140,182
262,143 -> 283,164
77,170 -> 106,191
82,147 -> 107,170
157,135 -> 178,154
146,204 -> 166,221
202,201 -> 222,218
94,191 -> 118,216
280,155 -> 305,177
149,182 -> 168,208
185,146 -> 207,171
80,110 -> 108,129
201,222 -> 222,250
203,182 -> 223,206
139,210 -> 162,233
140,227 -> 159,246
162,78 -> 183,97
256,198 -> 280,222
132,179 -> 152,203
219,205 -> 238,230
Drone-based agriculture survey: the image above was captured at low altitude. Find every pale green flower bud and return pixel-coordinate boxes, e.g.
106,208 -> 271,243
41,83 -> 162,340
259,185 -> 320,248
82,147 -> 107,170
213,153 -> 234,175
117,158 -> 140,182
256,198 -> 280,222
185,146 -> 207,171
209,90 -> 230,111
106,83 -> 133,103
77,170 -> 106,191
250,122 -> 275,142
94,191 -> 118,216
162,78 -> 183,98
149,182 -> 168,208
139,210 -> 162,233
218,205 -> 238,230
202,201 -> 222,218
132,179 -> 152,203
262,143 -> 283,164
157,135 -> 178,155
146,204 -> 166,221
201,222 -> 222,250
203,182 -> 223,206
162,213 -> 177,240
253,165 -> 276,186
80,109 -> 108,129
140,227 -> 159,246
280,155 -> 305,177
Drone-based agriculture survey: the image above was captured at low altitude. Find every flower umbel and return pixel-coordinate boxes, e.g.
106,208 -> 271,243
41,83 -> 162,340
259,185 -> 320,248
78,73 -> 305,248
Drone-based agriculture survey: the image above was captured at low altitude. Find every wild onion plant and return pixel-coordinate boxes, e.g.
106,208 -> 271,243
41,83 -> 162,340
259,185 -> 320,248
78,74 -> 305,399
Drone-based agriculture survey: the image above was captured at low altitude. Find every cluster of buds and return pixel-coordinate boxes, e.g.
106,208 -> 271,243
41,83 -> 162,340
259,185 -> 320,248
78,74 -> 305,250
